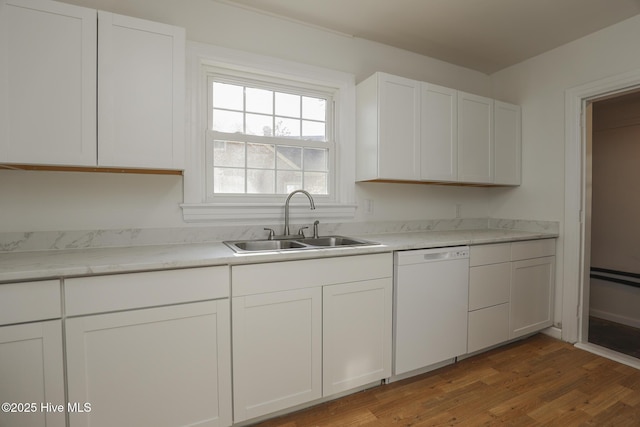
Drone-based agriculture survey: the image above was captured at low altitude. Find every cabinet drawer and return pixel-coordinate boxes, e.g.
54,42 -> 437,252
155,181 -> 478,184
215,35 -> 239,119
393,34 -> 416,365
511,239 -> 555,261
65,266 -> 229,316
0,280 -> 61,325
232,253 -> 392,297
468,303 -> 509,353
468,263 -> 510,310
470,243 -> 510,266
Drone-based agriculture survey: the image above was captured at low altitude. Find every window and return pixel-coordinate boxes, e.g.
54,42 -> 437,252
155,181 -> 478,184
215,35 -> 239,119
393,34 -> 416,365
207,76 -> 334,198
182,43 -> 357,224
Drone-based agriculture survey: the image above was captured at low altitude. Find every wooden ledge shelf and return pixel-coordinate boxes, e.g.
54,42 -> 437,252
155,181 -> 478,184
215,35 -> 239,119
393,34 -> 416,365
0,164 -> 183,175
357,178 -> 516,187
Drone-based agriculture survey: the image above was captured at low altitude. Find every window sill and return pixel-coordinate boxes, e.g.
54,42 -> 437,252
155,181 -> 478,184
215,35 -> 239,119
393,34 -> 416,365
181,202 -> 357,224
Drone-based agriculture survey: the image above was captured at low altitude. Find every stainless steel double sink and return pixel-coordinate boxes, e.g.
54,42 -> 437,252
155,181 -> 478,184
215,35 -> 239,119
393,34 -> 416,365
224,235 -> 379,253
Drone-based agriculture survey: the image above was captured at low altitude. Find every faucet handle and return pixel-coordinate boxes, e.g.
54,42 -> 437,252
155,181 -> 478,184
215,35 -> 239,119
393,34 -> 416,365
263,228 -> 275,240
297,226 -> 309,238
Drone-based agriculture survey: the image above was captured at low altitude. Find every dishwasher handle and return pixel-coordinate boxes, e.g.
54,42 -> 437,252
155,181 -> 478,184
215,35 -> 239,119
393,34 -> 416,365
395,246 -> 469,265
422,252 -> 452,261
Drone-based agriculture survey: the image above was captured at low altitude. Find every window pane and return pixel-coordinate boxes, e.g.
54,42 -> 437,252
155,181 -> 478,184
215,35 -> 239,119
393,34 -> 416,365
208,74 -> 333,198
213,140 -> 245,167
275,92 -> 300,117
302,96 -> 326,121
277,146 -> 302,170
246,113 -> 273,136
275,118 -> 300,138
247,143 -> 275,168
246,87 -> 273,114
247,169 -> 275,194
302,120 -> 325,141
213,109 -> 243,133
277,170 -> 302,194
304,172 -> 328,195
213,82 -> 243,110
304,148 -> 328,171
213,167 -> 244,193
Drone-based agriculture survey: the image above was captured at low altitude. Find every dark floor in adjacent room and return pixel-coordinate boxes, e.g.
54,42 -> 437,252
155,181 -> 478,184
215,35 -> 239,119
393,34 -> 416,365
589,316 -> 640,359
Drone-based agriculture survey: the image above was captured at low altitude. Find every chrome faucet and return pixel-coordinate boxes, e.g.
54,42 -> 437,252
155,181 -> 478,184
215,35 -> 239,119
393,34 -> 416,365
284,189 -> 315,236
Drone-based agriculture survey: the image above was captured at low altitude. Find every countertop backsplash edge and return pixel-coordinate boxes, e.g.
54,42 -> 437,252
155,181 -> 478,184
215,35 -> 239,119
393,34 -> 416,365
0,217 -> 559,254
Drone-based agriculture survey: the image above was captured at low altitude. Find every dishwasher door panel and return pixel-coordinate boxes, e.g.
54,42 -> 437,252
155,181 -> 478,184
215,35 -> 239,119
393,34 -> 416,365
394,257 -> 469,375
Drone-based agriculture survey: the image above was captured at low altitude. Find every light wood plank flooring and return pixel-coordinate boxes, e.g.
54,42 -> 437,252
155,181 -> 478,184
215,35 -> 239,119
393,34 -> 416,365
254,334 -> 640,426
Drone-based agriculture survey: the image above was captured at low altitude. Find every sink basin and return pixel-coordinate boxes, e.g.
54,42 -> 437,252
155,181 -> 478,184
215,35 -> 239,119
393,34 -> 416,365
224,235 -> 379,253
226,239 -> 307,252
296,236 -> 374,247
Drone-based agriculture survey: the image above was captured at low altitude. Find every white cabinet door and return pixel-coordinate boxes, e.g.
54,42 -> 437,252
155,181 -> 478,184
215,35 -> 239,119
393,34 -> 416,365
0,320 -> 66,427
0,0 -> 97,166
323,278 -> 392,396
420,83 -> 458,181
468,303 -> 510,353
378,73 -> 420,180
66,301 -> 232,427
494,101 -> 521,185
457,92 -> 493,183
356,72 -> 420,181
510,256 -> 555,338
468,262 -> 510,311
98,11 -> 185,169
232,287 -> 322,422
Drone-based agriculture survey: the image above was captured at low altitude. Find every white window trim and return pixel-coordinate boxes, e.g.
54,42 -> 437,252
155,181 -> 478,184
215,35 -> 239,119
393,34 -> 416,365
181,42 -> 357,224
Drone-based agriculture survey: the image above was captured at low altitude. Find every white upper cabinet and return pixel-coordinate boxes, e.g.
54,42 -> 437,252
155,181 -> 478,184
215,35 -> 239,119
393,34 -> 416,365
0,0 -> 185,170
0,0 -> 97,166
457,91 -> 494,184
98,11 -> 184,169
420,83 -> 457,181
494,101 -> 522,185
356,72 -> 521,186
357,72 -> 420,181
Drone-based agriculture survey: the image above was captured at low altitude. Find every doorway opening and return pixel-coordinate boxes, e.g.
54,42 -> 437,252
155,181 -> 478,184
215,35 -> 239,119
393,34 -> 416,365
587,92 -> 640,359
565,70 -> 640,369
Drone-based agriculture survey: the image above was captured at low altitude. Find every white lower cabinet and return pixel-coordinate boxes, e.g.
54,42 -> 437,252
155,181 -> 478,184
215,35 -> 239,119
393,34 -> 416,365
468,245 -> 511,353
232,287 -> 322,422
323,278 -> 392,396
231,253 -> 393,423
510,255 -> 555,338
468,304 -> 510,353
0,280 -> 65,427
64,267 -> 232,427
0,321 -> 65,427
467,239 -> 556,353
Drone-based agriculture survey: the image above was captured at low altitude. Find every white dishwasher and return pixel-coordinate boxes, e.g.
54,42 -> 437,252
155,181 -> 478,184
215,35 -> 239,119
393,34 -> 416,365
394,246 -> 469,376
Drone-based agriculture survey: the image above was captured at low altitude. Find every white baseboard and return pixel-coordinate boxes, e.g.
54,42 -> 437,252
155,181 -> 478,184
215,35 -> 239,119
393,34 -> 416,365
590,309 -> 640,329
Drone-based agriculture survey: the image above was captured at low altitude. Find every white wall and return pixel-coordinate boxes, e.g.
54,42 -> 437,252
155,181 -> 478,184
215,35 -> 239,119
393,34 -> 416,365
0,0 -> 493,233
489,14 -> 640,335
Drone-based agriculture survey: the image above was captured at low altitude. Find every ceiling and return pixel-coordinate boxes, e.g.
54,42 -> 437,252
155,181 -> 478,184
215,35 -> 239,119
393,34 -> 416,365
221,0 -> 640,74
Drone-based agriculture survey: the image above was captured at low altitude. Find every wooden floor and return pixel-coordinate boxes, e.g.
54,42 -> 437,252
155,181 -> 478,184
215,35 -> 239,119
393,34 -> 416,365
254,334 -> 640,426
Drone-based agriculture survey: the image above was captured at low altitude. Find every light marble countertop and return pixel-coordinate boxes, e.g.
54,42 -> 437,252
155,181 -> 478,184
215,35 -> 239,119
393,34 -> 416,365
0,228 -> 557,283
